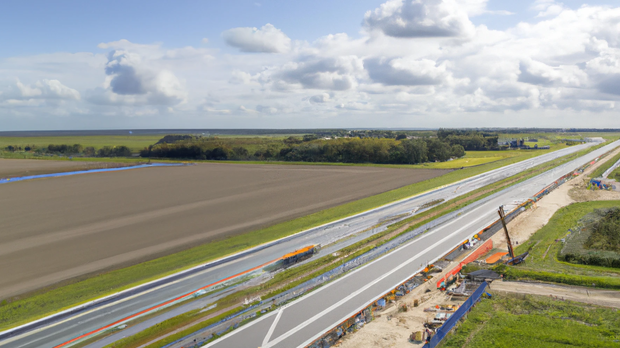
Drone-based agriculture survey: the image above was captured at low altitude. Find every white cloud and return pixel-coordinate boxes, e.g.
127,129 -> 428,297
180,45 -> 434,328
266,56 -> 365,91
222,23 -> 291,53
363,0 -> 476,38
5,1 -> 620,129
531,0 -> 565,18
2,79 -> 80,101
365,57 -> 449,86
256,105 -> 279,114
309,93 -> 332,103
86,46 -> 187,106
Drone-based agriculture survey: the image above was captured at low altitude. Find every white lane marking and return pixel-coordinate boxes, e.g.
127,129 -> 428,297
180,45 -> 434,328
206,143 -> 618,348
264,210 -> 494,348
206,199 -> 501,348
262,308 -> 284,347
0,265 -> 228,347
205,142 -> 618,348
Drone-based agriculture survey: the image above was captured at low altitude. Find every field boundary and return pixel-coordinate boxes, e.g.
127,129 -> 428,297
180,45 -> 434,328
0,163 -> 185,184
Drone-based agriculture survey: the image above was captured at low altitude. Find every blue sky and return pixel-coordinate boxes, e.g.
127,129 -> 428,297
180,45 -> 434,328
3,0 -> 616,56
1,0 -> 620,130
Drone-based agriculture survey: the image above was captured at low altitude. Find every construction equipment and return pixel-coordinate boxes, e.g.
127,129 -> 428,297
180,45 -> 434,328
498,206 -> 526,265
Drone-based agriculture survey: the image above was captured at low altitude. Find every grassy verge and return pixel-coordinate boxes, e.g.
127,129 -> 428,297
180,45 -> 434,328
97,142 -> 610,348
0,144 -> 598,331
591,151 -> 620,178
513,201 -> 620,278
610,166 -> 620,181
491,201 -> 620,289
439,292 -> 620,348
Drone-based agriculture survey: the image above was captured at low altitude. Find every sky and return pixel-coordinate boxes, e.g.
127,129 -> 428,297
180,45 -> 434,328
1,0 -> 620,130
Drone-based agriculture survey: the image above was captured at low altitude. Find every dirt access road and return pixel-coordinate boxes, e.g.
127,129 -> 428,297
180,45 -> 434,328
0,163 -> 448,299
491,281 -> 620,309
0,158 -> 132,178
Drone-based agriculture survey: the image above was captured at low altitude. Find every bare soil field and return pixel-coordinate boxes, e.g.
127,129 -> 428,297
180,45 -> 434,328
0,158 -> 132,178
0,163 -> 448,298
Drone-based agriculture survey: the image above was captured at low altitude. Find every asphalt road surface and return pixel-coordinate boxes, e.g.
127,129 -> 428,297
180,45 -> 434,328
1,141 -> 615,348
202,141 -> 620,348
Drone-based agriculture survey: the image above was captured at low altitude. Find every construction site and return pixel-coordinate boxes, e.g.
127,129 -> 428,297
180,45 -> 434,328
316,145 -> 620,348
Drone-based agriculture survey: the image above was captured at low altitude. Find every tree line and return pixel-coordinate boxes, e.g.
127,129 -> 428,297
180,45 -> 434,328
3,144 -> 131,157
437,129 -> 499,151
140,137 -> 466,164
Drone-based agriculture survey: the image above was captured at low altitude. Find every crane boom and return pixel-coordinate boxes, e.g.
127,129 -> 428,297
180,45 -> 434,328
498,206 -> 515,259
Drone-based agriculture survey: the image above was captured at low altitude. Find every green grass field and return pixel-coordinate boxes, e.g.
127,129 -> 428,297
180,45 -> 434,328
0,135 -> 161,152
591,151 -> 620,178
515,201 -> 620,277
440,292 -> 620,348
610,166 -> 620,181
496,201 -> 620,289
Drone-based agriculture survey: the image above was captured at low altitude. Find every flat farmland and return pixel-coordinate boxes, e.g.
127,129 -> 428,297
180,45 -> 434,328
0,163 -> 449,298
0,158 -> 133,178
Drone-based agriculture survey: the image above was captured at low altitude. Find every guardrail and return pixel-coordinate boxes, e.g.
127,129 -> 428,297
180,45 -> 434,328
303,145 -> 610,348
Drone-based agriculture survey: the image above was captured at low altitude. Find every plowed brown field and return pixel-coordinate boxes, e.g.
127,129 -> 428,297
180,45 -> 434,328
0,163 -> 448,298
0,158 -> 131,178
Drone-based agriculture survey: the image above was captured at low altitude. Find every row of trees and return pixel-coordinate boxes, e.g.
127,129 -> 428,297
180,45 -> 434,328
3,144 -> 131,157
141,137 -> 466,164
437,129 -> 499,151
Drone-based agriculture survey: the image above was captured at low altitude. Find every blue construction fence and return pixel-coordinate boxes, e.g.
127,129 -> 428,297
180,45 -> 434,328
423,281 -> 488,348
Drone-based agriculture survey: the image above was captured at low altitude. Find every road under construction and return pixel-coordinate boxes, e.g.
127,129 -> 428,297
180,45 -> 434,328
203,140 -> 620,348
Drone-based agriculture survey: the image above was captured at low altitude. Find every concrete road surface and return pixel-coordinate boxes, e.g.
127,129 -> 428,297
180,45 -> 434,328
201,140 -> 620,348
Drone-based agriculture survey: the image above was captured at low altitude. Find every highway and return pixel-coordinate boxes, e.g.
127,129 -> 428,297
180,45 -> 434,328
203,140 -> 620,348
0,141 -> 612,348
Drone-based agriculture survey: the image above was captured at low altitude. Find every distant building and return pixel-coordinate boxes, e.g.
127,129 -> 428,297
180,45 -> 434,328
585,137 -> 605,143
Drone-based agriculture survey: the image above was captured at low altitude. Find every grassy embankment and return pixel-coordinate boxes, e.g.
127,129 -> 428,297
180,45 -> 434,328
0,143 -> 577,331
439,292 -> 620,348
610,166 -> 620,181
590,151 -> 620,178
93,143 -> 613,348
497,201 -> 620,289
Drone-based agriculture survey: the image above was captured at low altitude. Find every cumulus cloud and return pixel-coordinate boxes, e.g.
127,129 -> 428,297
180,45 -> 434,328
88,48 -> 187,106
518,59 -> 586,87
6,1 -> 620,128
1,79 -> 80,101
365,57 -> 448,85
222,23 -> 291,53
256,105 -> 279,114
309,93 -> 332,103
363,0 -> 475,38
532,0 -> 565,18
268,56 -> 365,90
